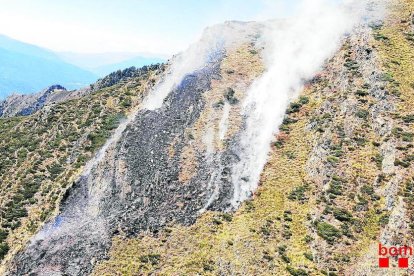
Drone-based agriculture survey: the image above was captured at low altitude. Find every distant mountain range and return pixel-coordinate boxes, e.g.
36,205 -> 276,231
0,35 -> 97,98
0,35 -> 164,99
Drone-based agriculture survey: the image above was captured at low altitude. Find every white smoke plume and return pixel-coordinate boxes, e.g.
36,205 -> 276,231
143,21 -> 264,110
230,0 -> 386,206
82,113 -> 135,177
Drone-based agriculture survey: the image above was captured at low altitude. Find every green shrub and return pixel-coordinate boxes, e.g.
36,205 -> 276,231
224,88 -> 238,105
298,96 -> 309,105
374,33 -> 389,41
304,252 -> 314,261
402,132 -> 414,142
287,102 -> 302,114
361,185 -> 374,195
221,213 -> 233,222
333,208 -> 353,222
139,253 -> 160,265
0,243 -> 9,260
344,60 -> 359,70
379,214 -> 390,226
362,83 -> 371,89
48,163 -> 64,179
288,185 -> 308,202
403,115 -> 414,123
353,137 -> 367,146
395,159 -> 410,168
0,229 -> 8,243
283,117 -> 298,125
372,154 -> 383,169
213,100 -> 224,108
317,222 -> 342,242
278,245 -> 291,263
356,109 -> 369,119
304,235 -> 313,243
274,140 -> 285,148
327,179 -> 343,196
284,211 -> 293,222
287,266 -> 308,276
380,72 -> 394,82
121,97 -> 132,108
244,200 -> 255,212
327,156 -> 339,164
287,96 -> 309,114
355,90 -> 368,97
263,251 -> 274,261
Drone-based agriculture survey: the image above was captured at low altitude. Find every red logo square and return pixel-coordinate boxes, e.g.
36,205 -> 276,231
379,258 -> 389,268
399,258 -> 409,268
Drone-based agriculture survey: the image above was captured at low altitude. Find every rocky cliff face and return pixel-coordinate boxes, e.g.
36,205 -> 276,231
1,0 -> 414,275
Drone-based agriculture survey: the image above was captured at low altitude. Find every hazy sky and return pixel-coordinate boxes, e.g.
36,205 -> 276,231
0,0 -> 302,56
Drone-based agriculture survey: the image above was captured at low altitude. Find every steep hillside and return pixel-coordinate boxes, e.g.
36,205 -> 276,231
0,64 -> 164,273
0,35 -> 97,98
5,21 -> 265,275
92,1 -> 414,275
0,0 -> 413,275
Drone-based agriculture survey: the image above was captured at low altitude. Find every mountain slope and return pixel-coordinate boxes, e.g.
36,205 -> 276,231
0,35 -> 97,98
0,66 -> 160,118
0,0 -> 413,275
0,64 -> 164,273
5,21 -> 265,275
92,1 -> 414,275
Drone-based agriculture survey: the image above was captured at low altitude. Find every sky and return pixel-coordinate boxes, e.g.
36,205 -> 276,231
0,0 -> 301,57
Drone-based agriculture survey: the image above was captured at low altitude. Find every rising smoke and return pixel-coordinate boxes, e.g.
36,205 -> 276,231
229,0 -> 386,206
143,21 -> 264,110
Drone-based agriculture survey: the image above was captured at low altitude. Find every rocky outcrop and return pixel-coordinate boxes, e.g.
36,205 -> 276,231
0,85 -> 69,117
